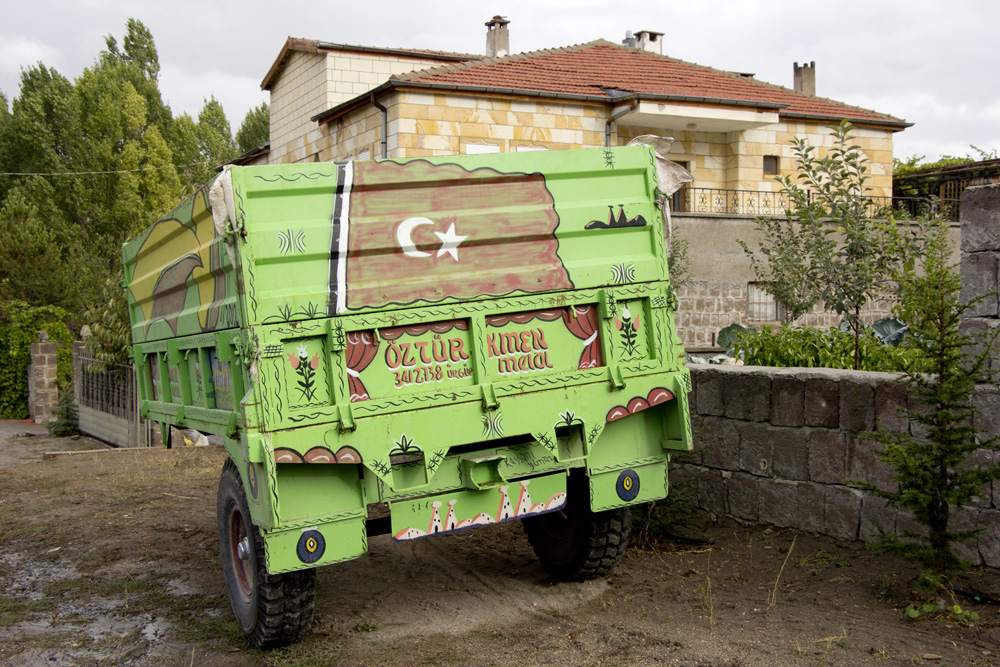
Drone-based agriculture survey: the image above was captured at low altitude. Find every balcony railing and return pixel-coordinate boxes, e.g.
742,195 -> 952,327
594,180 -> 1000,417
672,188 -> 960,221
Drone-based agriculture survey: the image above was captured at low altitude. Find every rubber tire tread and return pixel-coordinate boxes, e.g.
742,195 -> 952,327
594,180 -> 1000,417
522,474 -> 632,581
218,458 -> 316,648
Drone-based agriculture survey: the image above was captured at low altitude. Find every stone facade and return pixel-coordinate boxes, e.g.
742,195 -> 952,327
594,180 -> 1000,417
287,86 -> 896,197
680,366 -> 1000,566
262,39 -> 900,197
619,121 -> 894,197
268,48 -> 451,164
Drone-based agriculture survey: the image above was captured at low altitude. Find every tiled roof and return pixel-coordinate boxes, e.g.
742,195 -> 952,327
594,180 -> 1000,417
392,40 -> 906,126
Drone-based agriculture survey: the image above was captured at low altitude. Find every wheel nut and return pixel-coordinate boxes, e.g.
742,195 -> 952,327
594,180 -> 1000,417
237,537 -> 250,562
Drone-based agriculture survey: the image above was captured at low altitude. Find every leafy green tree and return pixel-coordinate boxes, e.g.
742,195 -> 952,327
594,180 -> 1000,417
236,102 -> 269,154
0,19 -> 184,307
740,121 -> 917,369
0,193 -> 87,310
858,219 -> 999,576
188,96 -> 237,184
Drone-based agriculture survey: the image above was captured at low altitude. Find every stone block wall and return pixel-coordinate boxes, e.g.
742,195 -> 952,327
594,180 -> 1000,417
28,336 -> 58,424
961,184 -> 1000,375
677,365 -> 1000,567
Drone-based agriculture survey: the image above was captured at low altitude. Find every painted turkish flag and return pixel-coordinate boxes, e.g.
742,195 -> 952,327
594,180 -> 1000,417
329,159 -> 573,312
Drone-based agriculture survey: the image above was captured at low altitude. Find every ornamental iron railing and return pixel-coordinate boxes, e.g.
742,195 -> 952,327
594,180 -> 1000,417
672,188 -> 960,221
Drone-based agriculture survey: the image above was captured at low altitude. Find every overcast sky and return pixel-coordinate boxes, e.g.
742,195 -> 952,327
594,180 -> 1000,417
1,0 -> 997,163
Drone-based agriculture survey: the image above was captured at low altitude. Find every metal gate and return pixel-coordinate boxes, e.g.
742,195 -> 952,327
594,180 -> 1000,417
73,343 -> 156,447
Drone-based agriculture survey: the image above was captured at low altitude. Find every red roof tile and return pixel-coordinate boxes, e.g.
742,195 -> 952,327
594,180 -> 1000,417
393,41 -> 906,126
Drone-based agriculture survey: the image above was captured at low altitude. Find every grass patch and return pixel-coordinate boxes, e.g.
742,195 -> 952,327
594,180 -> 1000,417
0,596 -> 57,626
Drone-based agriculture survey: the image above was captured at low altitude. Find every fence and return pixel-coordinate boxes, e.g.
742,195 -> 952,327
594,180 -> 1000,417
672,187 -> 960,221
73,342 -> 156,447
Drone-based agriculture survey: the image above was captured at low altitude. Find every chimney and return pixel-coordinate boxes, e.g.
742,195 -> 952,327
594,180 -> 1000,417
793,61 -> 816,96
622,30 -> 636,48
485,15 -> 510,58
635,30 -> 664,55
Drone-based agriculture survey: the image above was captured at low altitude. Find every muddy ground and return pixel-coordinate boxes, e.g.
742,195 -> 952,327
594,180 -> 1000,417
1,430 -> 998,667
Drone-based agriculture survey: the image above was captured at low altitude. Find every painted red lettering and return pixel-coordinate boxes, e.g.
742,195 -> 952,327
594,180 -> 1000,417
486,333 -> 501,358
531,328 -> 548,350
450,338 -> 469,362
414,340 -> 431,365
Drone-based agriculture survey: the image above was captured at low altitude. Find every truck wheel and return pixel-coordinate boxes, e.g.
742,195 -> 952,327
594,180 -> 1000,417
217,459 -> 315,648
522,475 -> 632,581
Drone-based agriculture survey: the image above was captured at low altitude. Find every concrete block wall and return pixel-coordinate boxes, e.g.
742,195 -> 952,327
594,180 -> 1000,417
28,336 -> 58,424
677,365 -> 1000,567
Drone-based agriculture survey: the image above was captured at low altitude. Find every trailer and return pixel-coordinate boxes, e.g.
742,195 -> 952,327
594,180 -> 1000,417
122,145 -> 693,647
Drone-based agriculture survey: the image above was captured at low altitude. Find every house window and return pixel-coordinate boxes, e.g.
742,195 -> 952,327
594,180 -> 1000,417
747,282 -> 786,321
357,150 -> 371,161
763,155 -> 780,176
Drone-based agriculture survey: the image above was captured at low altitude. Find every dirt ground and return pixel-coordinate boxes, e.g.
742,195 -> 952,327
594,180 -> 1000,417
1,429 -> 999,667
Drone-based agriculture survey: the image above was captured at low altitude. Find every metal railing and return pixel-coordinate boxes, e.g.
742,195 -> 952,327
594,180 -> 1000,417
672,188 -> 960,221
74,344 -> 156,447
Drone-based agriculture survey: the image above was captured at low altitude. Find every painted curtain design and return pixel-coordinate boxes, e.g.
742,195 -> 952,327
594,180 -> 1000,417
345,332 -> 379,402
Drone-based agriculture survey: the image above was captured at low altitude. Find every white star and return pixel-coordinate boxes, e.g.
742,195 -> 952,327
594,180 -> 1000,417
433,223 -> 468,262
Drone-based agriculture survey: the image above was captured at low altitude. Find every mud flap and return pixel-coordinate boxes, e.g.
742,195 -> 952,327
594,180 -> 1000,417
588,461 -> 667,512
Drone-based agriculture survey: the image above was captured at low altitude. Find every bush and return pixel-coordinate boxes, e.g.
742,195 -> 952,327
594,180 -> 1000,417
730,323 -> 924,372
0,300 -> 75,419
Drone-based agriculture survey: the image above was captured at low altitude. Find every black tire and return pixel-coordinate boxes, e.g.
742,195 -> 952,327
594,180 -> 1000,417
217,458 -> 315,648
522,473 -> 632,580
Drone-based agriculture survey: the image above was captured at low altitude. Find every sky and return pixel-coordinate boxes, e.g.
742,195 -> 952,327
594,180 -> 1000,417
1,0 -> 997,164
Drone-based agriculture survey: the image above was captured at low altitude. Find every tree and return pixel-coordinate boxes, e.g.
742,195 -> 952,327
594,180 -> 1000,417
0,193 -> 86,310
236,102 -> 269,154
185,96 -> 237,185
858,219 -> 999,576
739,121 -> 917,369
0,19 -> 184,308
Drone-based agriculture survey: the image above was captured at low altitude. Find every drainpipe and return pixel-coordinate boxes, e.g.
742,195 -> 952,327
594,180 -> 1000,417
371,93 -> 388,159
605,100 -> 638,147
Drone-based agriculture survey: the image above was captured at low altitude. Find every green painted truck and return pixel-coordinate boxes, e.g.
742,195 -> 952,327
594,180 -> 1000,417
122,145 -> 693,647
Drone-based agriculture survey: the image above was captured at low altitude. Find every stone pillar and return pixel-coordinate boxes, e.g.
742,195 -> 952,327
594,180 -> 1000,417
28,331 -> 59,424
960,184 -> 1000,375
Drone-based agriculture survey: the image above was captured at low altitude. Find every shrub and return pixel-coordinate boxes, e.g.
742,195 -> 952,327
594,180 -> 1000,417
729,323 -> 924,372
0,300 -> 75,419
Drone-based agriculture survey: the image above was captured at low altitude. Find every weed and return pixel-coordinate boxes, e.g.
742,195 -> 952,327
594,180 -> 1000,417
767,535 -> 796,610
700,549 -> 715,630
874,575 -> 895,601
354,621 -> 376,632
795,550 -> 848,568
